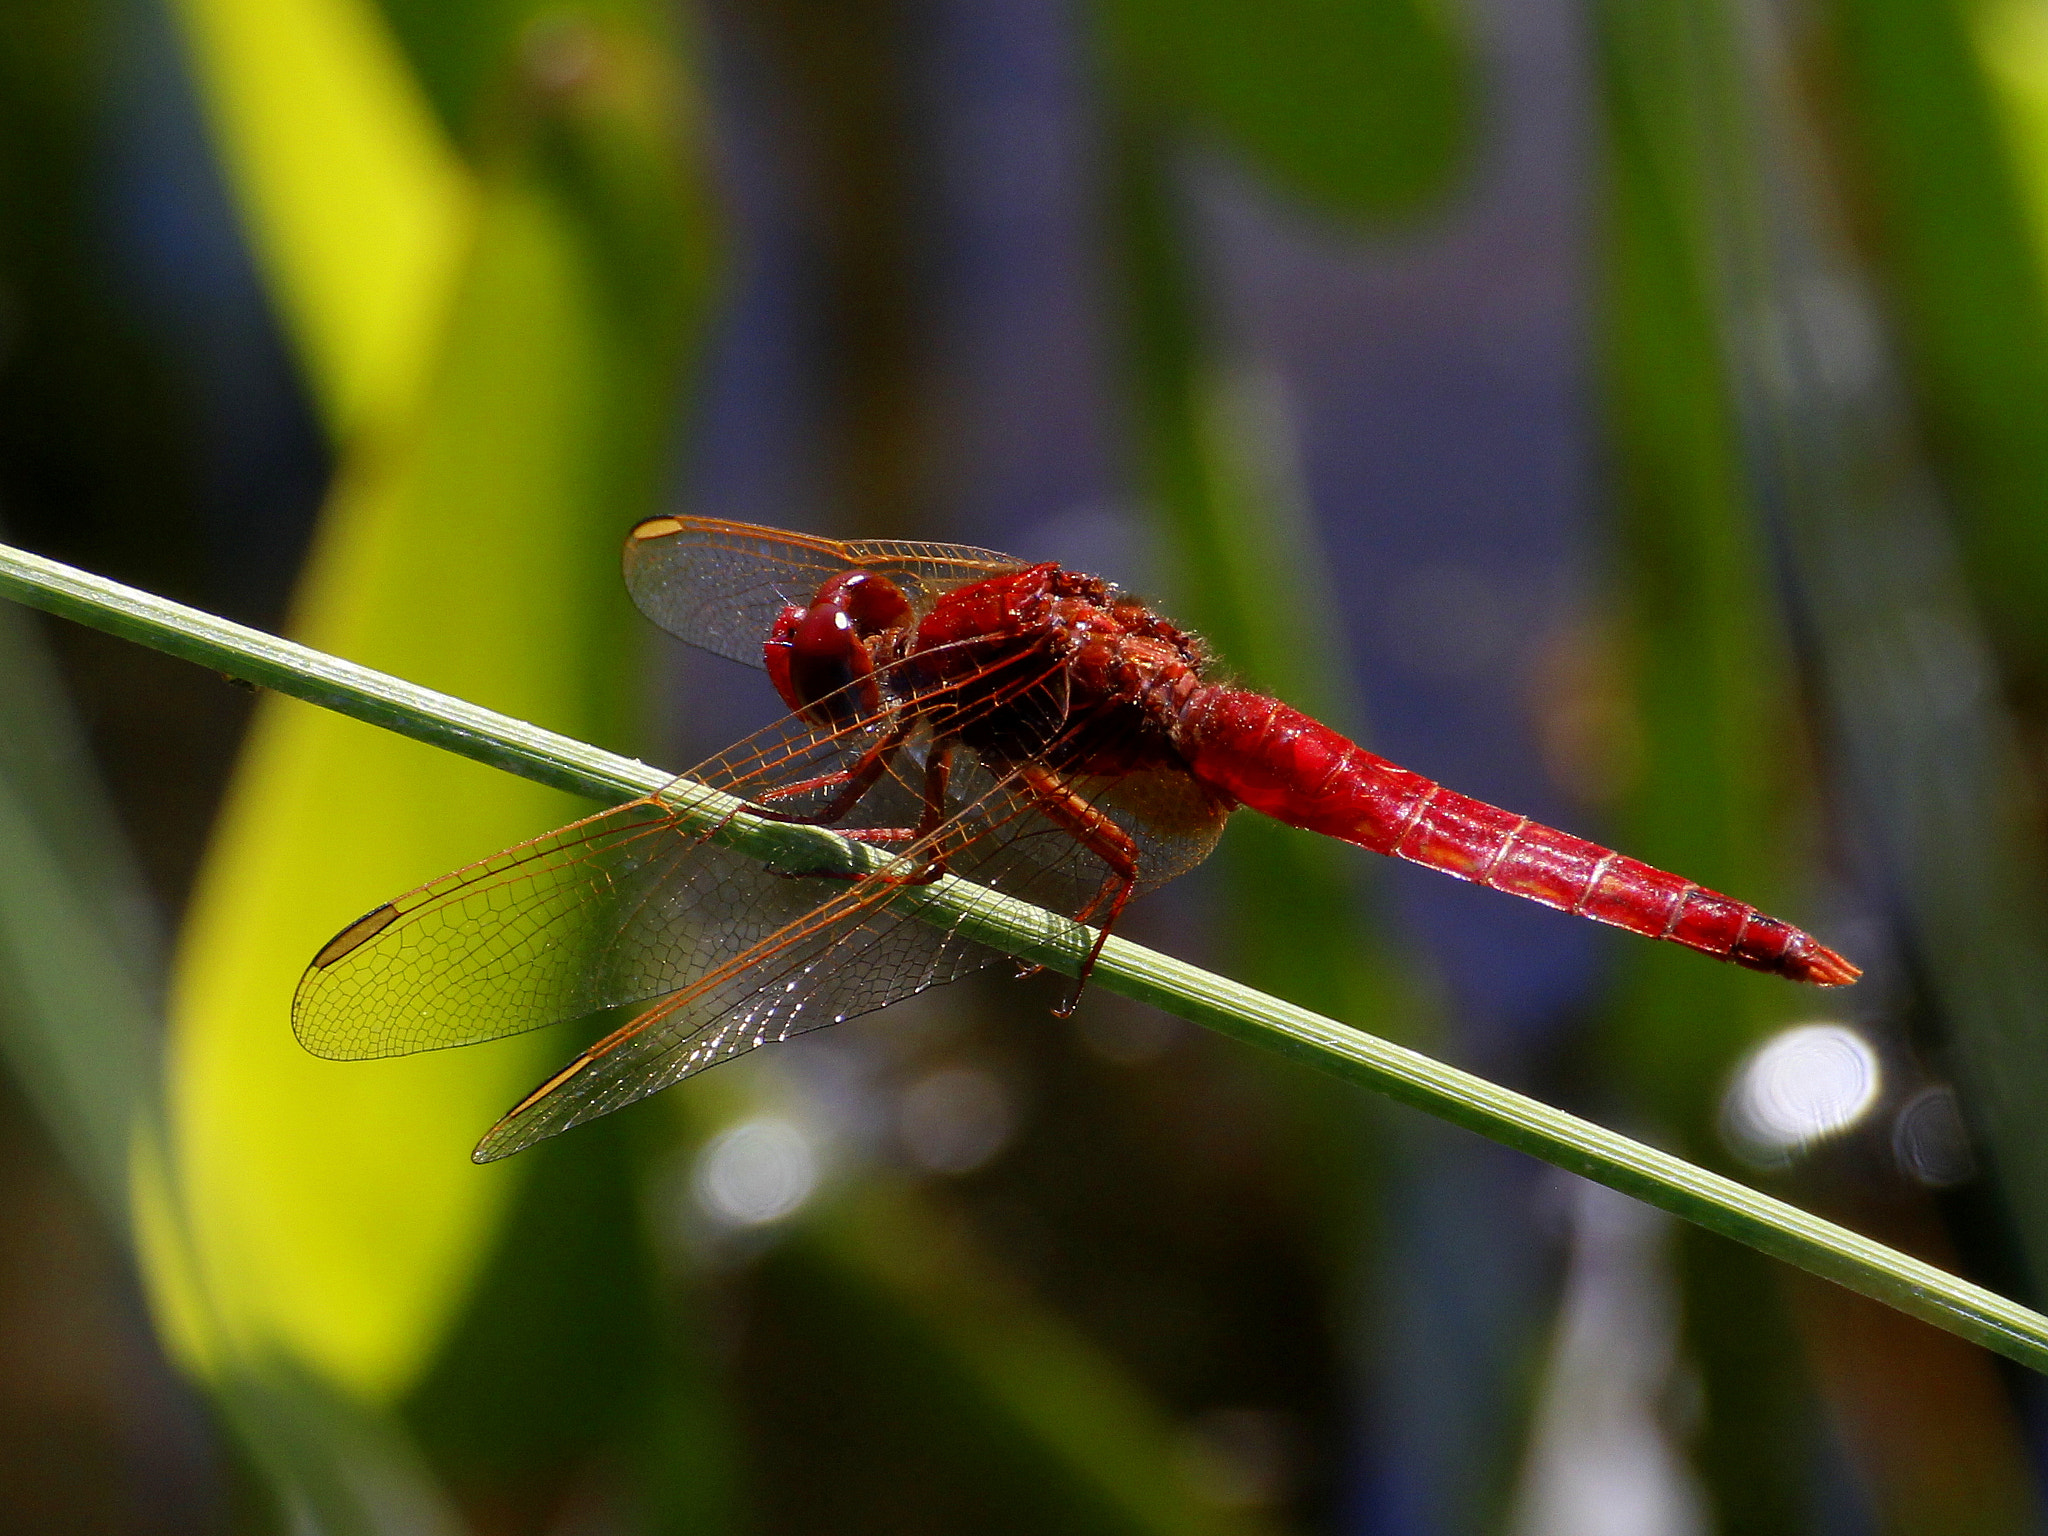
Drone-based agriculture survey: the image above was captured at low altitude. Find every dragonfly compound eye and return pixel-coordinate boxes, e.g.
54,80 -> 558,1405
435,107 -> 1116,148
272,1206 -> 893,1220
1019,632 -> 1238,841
765,571 -> 914,727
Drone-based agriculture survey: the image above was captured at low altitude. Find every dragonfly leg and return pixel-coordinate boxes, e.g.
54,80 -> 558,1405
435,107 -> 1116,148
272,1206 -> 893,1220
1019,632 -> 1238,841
756,773 -> 856,803
767,740 -> 956,886
749,718 -> 912,828
1012,763 -> 1140,1015
913,742 -> 962,882
872,741 -> 957,888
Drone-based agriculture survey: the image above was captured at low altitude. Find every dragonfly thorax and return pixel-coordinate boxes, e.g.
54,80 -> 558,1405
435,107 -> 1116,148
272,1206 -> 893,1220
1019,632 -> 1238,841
906,564 -> 1212,774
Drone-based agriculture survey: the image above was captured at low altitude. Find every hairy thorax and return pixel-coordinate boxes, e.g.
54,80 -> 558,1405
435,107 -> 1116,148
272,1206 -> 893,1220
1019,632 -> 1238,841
906,565 -> 1210,772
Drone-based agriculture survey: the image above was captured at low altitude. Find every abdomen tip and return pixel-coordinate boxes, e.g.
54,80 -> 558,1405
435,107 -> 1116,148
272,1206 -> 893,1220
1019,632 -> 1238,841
1795,941 -> 1862,987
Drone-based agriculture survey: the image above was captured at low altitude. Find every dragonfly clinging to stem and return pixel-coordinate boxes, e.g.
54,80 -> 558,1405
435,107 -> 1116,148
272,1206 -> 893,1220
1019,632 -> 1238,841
295,516 -> 1857,1161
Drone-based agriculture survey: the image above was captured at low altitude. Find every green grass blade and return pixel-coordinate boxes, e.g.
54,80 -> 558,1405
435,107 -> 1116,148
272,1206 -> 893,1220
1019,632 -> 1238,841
8,542 -> 2048,1376
1595,0 -> 1825,1516
0,601 -> 163,1219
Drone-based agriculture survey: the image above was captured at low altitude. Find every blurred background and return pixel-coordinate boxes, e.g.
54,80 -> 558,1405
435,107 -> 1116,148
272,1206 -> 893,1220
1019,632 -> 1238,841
6,0 -> 2048,1530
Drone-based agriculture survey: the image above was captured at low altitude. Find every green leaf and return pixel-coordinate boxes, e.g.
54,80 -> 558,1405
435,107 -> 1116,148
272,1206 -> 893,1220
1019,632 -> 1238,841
167,0 -> 476,441
1092,0 -> 1472,218
165,183 -> 628,1402
1595,0 -> 1824,1514
159,0 -> 712,1406
1821,0 -> 2048,675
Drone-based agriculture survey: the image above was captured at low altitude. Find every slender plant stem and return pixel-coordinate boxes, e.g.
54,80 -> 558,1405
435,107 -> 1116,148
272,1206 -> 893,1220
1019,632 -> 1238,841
5,537 -> 2047,1372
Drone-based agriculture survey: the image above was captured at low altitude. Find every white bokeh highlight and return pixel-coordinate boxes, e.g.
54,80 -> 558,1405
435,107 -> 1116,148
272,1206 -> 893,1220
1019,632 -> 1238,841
1722,1022 -> 1883,1168
694,1117 -> 819,1226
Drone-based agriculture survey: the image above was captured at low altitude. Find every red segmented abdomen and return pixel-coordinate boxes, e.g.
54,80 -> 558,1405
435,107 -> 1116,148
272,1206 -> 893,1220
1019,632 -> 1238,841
1174,687 -> 1858,986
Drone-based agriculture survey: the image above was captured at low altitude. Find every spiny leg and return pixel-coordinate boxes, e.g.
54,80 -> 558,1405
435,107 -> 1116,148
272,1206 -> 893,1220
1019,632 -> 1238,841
889,740 -> 959,885
749,716 -> 913,830
1012,762 -> 1140,1015
773,739 -> 957,887
738,716 -> 942,882
880,739 -> 958,887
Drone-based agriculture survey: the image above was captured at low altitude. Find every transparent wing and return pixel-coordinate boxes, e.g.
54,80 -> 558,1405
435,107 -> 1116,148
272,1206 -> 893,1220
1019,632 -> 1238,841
292,699 -> 947,1062
295,640 -> 1232,1159
470,742 -> 1231,1162
294,801 -> 711,1060
622,514 -> 1021,665
469,869 -> 985,1160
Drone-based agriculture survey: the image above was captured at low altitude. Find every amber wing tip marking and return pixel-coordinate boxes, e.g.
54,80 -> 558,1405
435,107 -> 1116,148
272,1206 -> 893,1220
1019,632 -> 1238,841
628,515 -> 684,542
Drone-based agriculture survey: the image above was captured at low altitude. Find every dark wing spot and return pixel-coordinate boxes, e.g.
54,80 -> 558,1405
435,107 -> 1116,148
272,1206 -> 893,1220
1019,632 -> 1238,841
311,903 -> 401,968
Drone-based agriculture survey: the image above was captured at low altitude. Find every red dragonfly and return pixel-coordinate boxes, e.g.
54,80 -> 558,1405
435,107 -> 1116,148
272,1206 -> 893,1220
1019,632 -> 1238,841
295,516 -> 1858,1161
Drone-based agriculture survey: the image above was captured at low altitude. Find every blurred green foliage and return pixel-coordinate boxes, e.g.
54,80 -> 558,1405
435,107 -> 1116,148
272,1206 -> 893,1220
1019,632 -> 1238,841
1095,0 -> 1469,217
1824,0 -> 2048,682
158,0 -> 708,1412
90,0 -> 1472,1529
1595,1 -> 1821,1523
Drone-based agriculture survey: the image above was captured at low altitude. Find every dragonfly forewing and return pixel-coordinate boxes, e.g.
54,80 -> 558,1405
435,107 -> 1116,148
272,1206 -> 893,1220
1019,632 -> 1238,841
469,860 -> 998,1161
292,702 -> 934,1062
296,610 -> 1228,1158
294,802 -> 714,1060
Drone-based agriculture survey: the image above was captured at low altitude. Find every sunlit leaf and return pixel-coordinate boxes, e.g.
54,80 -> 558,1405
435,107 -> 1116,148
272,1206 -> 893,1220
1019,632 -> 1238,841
168,0 -> 475,441
170,185 -> 623,1403
159,0 -> 712,1406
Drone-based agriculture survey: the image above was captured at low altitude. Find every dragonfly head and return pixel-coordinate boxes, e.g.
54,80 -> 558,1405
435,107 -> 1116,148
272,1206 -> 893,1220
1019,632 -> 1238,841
765,570 -> 915,729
